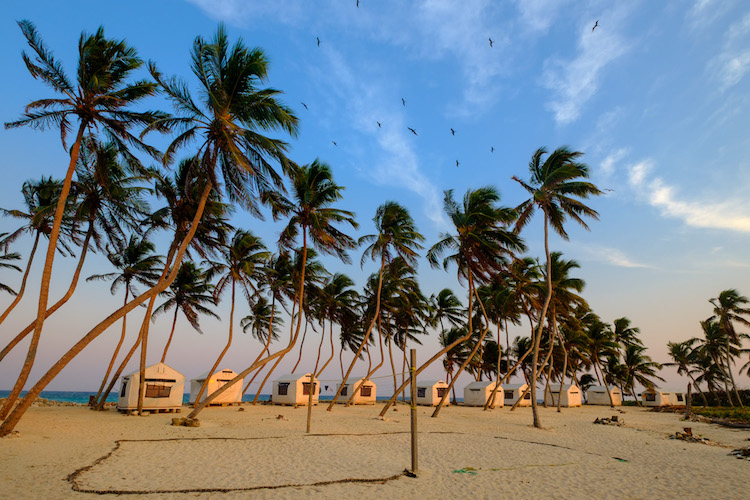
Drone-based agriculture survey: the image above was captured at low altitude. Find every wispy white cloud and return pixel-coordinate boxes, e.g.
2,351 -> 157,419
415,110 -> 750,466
580,244 -> 652,268
541,10 -> 630,125
514,0 -> 571,34
709,12 -> 750,90
687,0 -> 733,30
627,159 -> 750,233
600,147 -> 628,177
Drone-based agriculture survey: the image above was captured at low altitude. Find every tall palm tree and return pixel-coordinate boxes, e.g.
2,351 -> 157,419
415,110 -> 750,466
1,21 -> 164,427
621,343 -> 664,404
381,187 -> 523,418
513,145 -> 602,428
664,339 -> 708,406
313,273 -> 359,381
332,201 -> 423,410
87,235 -> 162,406
194,230 -> 269,406
709,289 -> 750,407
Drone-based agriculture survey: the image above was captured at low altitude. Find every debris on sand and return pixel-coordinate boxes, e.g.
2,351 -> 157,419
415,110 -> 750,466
594,416 -> 623,426
670,427 -> 711,444
729,447 -> 750,460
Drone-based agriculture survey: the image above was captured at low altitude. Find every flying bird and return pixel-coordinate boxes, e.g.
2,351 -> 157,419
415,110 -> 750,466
401,98 -> 406,106
490,146 -> 494,153
408,127 -> 417,136
450,128 -> 455,136
301,102 -> 308,110
356,0 -> 359,6
489,37 -> 493,47
376,121 -> 381,128
332,141 -> 337,146
592,20 -> 598,32
456,160 -> 460,168
317,37 -> 321,47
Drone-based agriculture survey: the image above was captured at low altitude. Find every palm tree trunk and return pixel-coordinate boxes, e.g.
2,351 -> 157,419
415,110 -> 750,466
241,299 -> 277,397
725,338 -> 743,407
292,318 -> 310,372
194,280 -> 236,407
349,316 -> 385,406
0,232 -> 40,326
307,316 -> 326,432
316,319 -> 337,378
0,182 -> 211,436
387,325 -> 398,406
0,216 -> 93,420
556,330 -> 568,413
511,329 -> 555,411
328,257 -> 385,410
94,290 -> 130,404
484,342 -> 535,410
160,308 -> 180,363
688,374 -> 708,406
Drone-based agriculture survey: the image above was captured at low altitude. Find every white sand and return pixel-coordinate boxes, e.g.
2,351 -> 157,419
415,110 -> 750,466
1,403 -> 748,499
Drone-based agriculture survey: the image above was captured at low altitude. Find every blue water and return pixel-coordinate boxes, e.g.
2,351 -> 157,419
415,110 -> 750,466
0,391 -> 404,404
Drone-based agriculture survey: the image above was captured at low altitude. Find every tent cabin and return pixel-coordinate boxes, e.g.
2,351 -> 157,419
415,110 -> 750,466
585,385 -> 622,406
117,362 -> 184,412
415,380 -> 450,406
189,368 -> 242,405
543,384 -> 582,407
503,383 -> 531,406
672,392 -> 686,405
335,377 -> 377,405
271,373 -> 320,406
641,388 -> 676,406
463,381 -> 504,408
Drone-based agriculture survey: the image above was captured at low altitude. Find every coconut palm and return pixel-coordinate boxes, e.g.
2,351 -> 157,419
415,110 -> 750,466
709,289 -> 750,407
380,187 -> 523,418
0,22 -> 165,429
513,146 -> 602,427
0,234 -> 22,296
429,289 -> 465,332
87,235 -> 162,406
313,273 -> 359,381
664,339 -> 708,406
621,344 -> 664,404
241,295 -> 283,348
332,201 -> 423,410
193,230 -> 269,406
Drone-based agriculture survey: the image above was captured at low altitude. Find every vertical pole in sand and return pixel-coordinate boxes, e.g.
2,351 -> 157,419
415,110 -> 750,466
409,348 -> 418,475
686,383 -> 692,419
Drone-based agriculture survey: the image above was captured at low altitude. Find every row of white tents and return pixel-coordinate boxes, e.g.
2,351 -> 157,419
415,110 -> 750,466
115,363 -> 685,412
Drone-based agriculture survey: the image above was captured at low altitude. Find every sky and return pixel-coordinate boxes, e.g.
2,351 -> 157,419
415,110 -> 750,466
1,0 -> 749,394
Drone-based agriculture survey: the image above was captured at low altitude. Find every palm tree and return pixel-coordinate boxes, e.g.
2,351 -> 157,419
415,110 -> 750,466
709,289 -> 750,407
194,230 -> 269,406
513,145 -> 602,428
241,295 -> 283,351
439,327 -> 468,403
313,273 -> 359,381
87,235 -> 162,406
381,187 -> 523,418
0,234 -> 22,296
621,344 -> 664,404
664,339 -> 708,406
1,21 -> 164,428
429,289 -> 465,332
332,201 -> 423,410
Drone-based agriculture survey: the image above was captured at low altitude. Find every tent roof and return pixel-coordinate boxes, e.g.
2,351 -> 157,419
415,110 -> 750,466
503,383 -> 528,390
275,373 -> 316,382
124,362 -> 183,380
546,384 -> 580,392
587,385 -> 621,393
191,368 -> 238,382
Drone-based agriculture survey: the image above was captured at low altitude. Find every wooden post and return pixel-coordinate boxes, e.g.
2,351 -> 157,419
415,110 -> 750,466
409,348 -> 418,476
685,382 -> 692,419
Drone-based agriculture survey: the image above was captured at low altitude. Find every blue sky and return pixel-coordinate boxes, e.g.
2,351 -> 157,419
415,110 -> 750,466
1,0 -> 749,392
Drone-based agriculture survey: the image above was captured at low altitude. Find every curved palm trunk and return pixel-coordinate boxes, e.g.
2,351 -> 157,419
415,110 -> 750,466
556,331 -> 568,413
306,317 -> 327,432
511,337 -> 555,411
94,290 -> 130,404
348,319 -> 385,406
594,358 -> 615,408
292,319 -> 310,372
316,319 -> 337,379
160,308 -> 180,363
484,342 -> 535,410
713,353 -> 734,406
328,257 -> 386,411
0,183 -> 211,436
95,329 -> 140,410
687,374 -> 708,406
0,232 -> 40,326
194,281 -> 236,407
241,299 -> 277,397
0,217 -> 93,420
725,339 -> 743,407
386,326 -> 398,406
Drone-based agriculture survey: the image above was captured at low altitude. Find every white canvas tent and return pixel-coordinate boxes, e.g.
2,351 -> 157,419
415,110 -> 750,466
271,373 -> 320,406
503,383 -> 531,406
415,380 -> 450,406
641,388 -> 676,406
117,362 -> 184,412
463,381 -> 503,407
543,384 -> 582,407
189,368 -> 242,405
585,385 -> 622,406
335,377 -> 376,405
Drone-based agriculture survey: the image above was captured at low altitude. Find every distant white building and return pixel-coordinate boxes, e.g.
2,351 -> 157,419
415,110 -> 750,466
271,373 -> 320,406
335,377 -> 376,405
642,388 -> 684,406
463,381 -> 503,408
415,380 -> 450,406
585,385 -> 622,406
503,383 -> 531,406
544,384 -> 582,407
189,368 -> 242,405
117,362 -> 184,412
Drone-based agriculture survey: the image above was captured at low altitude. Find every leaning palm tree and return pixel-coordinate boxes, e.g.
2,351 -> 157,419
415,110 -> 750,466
87,235 -> 162,406
194,230 -> 269,406
709,289 -> 750,407
381,187 -> 523,418
330,201 -> 423,410
512,145 -> 602,428
622,344 -> 664,404
1,21 -> 164,425
664,339 -> 708,406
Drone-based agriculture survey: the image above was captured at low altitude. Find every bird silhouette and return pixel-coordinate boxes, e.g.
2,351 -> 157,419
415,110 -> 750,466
490,146 -> 494,153
592,20 -> 598,32
489,37 -> 493,47
317,37 -> 321,47
356,0 -> 359,6
450,128 -> 455,136
332,141 -> 337,146
401,98 -> 406,106
456,160 -> 460,168
408,127 -> 417,136
301,102 -> 308,110
376,121 -> 381,128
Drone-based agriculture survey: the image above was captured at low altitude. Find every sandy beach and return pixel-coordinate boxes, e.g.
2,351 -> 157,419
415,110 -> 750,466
1,402 -> 748,499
